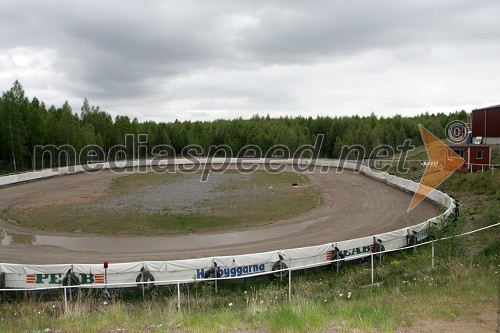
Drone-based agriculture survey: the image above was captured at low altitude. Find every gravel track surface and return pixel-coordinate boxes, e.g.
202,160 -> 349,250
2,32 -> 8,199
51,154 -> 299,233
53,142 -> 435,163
0,166 -> 438,264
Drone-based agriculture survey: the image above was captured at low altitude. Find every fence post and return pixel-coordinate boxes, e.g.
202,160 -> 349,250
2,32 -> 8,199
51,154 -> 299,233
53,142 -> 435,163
335,243 -> 339,274
214,262 -> 218,294
379,239 -> 383,264
371,253 -> 374,284
63,287 -> 68,314
140,270 -> 145,299
68,271 -> 72,302
177,282 -> 181,312
288,268 -> 292,302
431,240 -> 435,269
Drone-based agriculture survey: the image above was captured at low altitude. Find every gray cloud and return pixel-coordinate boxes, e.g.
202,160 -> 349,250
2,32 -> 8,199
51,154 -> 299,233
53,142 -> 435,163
0,0 -> 499,121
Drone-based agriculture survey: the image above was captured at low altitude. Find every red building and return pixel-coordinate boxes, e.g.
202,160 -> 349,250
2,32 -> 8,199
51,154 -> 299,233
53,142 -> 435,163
447,104 -> 499,172
471,104 -> 500,145
448,144 -> 491,172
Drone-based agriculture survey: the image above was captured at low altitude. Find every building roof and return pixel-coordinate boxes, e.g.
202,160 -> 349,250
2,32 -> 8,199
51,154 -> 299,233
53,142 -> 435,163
448,144 -> 491,148
473,104 -> 500,112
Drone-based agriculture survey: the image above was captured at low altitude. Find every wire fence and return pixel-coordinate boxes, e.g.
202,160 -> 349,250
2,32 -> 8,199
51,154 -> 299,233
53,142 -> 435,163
1,222 -> 498,314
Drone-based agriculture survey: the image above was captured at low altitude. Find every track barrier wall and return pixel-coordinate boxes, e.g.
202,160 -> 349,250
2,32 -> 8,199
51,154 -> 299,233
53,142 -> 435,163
0,158 -> 463,294
2,223 -> 499,316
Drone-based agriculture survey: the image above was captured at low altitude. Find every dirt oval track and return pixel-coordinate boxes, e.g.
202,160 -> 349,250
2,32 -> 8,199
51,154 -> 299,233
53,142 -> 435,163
0,167 -> 438,264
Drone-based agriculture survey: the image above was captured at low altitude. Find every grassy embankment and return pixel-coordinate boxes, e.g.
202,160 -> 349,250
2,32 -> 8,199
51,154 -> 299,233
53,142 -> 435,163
3,171 -> 319,235
0,169 -> 498,332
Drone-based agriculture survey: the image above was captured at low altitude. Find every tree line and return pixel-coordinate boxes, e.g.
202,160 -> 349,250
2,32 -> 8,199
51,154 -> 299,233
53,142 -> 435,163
0,80 -> 468,174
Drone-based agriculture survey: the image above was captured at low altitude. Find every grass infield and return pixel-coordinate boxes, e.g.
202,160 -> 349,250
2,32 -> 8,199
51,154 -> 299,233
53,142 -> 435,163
4,171 -> 320,235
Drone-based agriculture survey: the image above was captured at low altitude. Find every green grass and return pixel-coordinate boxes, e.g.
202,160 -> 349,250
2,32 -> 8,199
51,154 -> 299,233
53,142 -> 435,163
491,146 -> 500,165
4,171 -> 320,235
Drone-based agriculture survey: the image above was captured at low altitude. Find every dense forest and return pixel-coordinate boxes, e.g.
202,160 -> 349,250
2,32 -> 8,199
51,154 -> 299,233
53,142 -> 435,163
0,80 -> 468,174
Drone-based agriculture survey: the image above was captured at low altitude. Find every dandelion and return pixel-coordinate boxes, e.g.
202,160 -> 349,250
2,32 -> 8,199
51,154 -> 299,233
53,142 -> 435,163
260,300 -> 264,304
103,301 -> 108,305
244,290 -> 247,294
228,303 -> 233,307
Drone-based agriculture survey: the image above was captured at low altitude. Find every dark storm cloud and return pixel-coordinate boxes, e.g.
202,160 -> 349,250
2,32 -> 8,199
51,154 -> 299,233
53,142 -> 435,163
1,1 -> 235,98
0,0 -> 499,120
234,1 -> 498,62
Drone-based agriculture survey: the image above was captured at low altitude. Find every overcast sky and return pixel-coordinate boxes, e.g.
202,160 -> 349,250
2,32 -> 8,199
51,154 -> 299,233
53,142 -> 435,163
1,0 -> 499,122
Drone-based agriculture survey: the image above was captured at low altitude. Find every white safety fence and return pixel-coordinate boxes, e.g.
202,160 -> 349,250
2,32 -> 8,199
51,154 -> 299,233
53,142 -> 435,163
1,222 -> 498,315
0,158 -> 460,295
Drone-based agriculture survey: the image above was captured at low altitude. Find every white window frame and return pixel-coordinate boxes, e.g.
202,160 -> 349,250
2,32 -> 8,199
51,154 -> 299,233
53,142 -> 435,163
476,150 -> 484,160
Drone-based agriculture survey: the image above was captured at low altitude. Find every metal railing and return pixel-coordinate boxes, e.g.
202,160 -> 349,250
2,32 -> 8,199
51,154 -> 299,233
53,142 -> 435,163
1,222 -> 498,314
